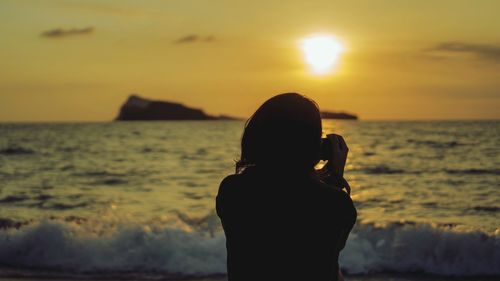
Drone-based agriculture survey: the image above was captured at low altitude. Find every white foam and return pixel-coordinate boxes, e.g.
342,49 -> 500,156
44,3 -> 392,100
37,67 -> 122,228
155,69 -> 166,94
341,223 -> 500,276
0,221 -> 227,275
0,221 -> 498,276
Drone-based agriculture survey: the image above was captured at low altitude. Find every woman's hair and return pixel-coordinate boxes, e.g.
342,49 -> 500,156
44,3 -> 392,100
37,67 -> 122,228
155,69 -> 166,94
236,93 -> 322,173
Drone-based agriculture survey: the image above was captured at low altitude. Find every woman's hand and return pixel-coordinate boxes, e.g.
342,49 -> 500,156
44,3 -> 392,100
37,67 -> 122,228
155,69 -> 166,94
315,134 -> 351,194
326,134 -> 349,177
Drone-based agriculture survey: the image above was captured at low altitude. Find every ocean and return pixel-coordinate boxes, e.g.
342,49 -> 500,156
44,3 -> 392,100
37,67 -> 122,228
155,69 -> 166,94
0,120 -> 498,280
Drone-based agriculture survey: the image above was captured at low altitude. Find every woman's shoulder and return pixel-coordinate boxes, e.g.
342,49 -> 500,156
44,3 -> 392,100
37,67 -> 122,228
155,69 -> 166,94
311,179 -> 355,207
220,173 -> 249,187
219,167 -> 260,189
218,173 -> 248,196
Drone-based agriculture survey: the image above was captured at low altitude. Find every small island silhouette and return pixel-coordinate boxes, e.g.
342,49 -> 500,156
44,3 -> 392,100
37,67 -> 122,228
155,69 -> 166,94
116,95 -> 239,121
321,111 -> 358,120
116,94 -> 357,121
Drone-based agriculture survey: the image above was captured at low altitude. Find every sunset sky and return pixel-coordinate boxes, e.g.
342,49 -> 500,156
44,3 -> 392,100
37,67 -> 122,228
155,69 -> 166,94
1,0 -> 499,121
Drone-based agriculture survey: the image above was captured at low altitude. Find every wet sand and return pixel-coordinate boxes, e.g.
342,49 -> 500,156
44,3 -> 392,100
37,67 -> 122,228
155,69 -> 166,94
184,276 -> 495,281
0,267 -> 497,281
1,274 -> 498,281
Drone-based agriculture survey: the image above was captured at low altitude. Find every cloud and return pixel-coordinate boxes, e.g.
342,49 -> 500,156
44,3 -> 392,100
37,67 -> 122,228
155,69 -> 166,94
426,42 -> 500,62
41,27 -> 94,38
173,34 -> 215,44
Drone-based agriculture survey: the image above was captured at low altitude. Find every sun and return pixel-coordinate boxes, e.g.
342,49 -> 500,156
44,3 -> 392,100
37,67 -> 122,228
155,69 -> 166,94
300,35 -> 344,75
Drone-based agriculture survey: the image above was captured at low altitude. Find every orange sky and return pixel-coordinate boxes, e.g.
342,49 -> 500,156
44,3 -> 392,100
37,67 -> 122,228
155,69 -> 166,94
1,0 -> 499,121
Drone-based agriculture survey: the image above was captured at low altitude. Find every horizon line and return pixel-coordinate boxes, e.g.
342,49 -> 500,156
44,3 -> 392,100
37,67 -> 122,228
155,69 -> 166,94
0,118 -> 498,124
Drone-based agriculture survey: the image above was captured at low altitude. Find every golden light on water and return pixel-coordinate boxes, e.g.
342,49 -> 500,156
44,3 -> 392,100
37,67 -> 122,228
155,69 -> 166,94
300,35 -> 344,75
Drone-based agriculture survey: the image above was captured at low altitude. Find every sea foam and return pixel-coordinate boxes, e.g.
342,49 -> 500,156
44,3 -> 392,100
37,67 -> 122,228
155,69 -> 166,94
341,223 -> 499,276
0,221 -> 498,277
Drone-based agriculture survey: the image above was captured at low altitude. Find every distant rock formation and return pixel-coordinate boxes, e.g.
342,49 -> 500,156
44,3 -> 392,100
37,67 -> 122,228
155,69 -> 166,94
116,95 -> 238,121
320,111 -> 358,120
116,94 -> 357,121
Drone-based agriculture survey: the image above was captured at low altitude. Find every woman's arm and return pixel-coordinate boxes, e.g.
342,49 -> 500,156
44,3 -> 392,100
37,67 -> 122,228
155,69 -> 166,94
216,174 -> 244,234
337,191 -> 357,251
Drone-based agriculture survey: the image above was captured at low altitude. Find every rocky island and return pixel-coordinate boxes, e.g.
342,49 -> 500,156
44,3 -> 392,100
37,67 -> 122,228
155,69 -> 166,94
321,111 -> 358,120
116,94 -> 357,121
116,95 -> 238,121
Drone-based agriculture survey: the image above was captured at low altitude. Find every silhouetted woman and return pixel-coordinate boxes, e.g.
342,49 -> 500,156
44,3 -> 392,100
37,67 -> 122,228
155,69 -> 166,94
216,93 -> 356,281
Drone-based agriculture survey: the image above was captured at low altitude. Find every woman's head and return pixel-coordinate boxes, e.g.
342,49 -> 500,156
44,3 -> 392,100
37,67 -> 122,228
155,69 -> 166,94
237,93 -> 322,173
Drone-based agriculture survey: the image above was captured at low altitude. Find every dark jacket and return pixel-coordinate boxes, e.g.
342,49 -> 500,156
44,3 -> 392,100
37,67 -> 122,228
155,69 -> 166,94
216,167 -> 357,281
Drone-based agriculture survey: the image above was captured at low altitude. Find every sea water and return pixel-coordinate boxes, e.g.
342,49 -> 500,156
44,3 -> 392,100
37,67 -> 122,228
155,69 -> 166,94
0,120 -> 498,277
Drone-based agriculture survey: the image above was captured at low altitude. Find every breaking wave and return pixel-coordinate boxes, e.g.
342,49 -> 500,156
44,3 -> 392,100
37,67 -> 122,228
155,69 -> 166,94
0,220 -> 498,277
